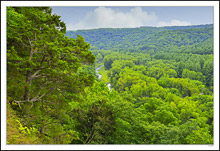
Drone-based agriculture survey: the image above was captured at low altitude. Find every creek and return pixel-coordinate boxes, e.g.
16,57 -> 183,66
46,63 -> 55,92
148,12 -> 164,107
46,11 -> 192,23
95,65 -> 112,90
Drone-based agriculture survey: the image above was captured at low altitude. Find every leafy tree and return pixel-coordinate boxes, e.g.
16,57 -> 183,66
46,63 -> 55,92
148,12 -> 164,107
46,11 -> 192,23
73,82 -> 115,144
182,69 -> 204,81
7,7 -> 95,143
7,7 -> 95,107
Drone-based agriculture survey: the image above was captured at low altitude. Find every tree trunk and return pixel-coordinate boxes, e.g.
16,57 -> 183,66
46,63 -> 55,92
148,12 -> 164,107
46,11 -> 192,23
24,63 -> 32,102
24,43 -> 33,102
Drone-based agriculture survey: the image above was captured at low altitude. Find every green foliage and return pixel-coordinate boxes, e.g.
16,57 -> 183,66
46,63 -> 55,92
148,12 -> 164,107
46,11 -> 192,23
182,69 -> 204,81
73,82 -> 115,144
7,102 -> 40,144
186,127 -> 213,144
98,66 -> 110,83
66,24 -> 213,55
7,8 -> 213,144
7,7 -> 95,144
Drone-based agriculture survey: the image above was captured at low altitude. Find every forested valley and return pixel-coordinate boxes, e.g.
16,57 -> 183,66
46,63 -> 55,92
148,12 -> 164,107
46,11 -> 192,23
7,7 -> 213,144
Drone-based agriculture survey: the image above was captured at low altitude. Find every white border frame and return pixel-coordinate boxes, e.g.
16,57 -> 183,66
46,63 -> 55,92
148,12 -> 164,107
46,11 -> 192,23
1,1 -> 219,150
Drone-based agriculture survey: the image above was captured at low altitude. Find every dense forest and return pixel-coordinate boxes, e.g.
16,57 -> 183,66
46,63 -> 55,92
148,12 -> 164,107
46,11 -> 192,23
7,7 -> 213,144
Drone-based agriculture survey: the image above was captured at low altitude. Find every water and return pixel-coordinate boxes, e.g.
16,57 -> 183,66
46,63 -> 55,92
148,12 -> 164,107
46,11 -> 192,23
95,65 -> 112,90
95,65 -> 104,71
107,83 -> 111,90
95,65 -> 104,80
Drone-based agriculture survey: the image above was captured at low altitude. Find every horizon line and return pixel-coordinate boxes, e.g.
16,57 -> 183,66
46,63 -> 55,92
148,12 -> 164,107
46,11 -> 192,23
66,23 -> 213,31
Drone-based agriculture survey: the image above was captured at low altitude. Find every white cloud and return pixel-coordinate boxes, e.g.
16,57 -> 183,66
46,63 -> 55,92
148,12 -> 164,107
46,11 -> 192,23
157,19 -> 191,27
68,7 -> 158,30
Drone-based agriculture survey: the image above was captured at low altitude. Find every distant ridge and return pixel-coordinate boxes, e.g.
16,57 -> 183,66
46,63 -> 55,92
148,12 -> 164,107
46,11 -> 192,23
66,24 -> 213,54
67,24 -> 213,32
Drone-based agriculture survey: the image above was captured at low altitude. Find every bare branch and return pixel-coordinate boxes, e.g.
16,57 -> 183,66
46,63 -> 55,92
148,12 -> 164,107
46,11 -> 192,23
31,70 -> 41,79
33,48 -> 39,54
21,41 -> 29,48
15,92 -> 47,105
14,85 -> 55,107
27,36 -> 33,47
14,100 -> 22,108
31,101 -> 34,108
35,93 -> 47,102
33,75 -> 47,79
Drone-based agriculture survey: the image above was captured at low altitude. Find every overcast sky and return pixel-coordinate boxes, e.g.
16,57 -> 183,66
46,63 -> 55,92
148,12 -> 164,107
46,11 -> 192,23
51,6 -> 213,31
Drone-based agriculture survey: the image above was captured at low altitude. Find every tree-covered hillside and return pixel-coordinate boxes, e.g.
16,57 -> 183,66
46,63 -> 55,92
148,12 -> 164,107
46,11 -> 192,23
7,7 -> 213,145
66,24 -> 213,54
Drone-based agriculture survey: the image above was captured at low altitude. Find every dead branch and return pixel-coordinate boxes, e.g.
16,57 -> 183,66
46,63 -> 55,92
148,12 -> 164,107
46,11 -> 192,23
31,70 -> 41,79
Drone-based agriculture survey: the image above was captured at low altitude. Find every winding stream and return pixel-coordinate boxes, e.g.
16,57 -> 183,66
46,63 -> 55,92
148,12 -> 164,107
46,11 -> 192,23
95,65 -> 112,90
95,65 -> 104,80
